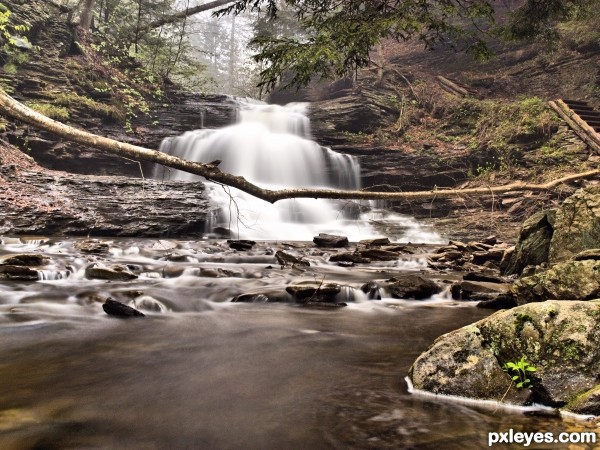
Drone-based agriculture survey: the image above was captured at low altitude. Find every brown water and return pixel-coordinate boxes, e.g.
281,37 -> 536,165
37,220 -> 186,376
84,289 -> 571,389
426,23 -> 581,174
0,238 -> 596,449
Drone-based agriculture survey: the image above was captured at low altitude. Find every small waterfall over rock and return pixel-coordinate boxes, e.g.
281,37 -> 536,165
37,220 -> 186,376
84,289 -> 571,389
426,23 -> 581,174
156,100 -> 442,242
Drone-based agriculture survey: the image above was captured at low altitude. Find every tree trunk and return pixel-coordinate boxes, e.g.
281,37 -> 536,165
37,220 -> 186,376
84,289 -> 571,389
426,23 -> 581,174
228,14 -> 236,91
0,88 -> 598,204
137,0 -> 235,36
375,43 -> 384,86
80,0 -> 97,31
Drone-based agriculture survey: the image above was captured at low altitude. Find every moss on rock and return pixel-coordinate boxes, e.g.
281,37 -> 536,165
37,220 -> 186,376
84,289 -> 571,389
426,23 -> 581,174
409,301 -> 600,411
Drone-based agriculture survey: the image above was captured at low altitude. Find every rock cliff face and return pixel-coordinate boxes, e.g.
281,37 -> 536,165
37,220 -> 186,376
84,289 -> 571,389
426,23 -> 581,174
0,162 -> 216,237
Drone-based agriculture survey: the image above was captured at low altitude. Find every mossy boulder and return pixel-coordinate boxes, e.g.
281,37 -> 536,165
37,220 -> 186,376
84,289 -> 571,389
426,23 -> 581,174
566,384 -> 600,415
409,301 -> 600,411
549,187 -> 600,263
506,187 -> 600,275
512,259 -> 600,304
504,210 -> 555,276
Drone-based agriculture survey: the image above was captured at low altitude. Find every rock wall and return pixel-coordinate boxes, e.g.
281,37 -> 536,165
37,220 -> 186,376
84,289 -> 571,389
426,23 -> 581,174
0,164 -> 216,237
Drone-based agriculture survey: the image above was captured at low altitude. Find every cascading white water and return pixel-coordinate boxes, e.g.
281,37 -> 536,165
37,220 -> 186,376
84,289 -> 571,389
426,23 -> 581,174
156,101 -> 443,242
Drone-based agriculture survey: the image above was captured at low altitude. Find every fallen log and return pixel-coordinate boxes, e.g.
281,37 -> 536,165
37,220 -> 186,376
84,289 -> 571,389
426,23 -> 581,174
1,88 -> 599,203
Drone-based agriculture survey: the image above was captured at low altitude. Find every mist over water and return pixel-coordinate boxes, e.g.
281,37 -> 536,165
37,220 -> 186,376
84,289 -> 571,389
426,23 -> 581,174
156,100 -> 443,243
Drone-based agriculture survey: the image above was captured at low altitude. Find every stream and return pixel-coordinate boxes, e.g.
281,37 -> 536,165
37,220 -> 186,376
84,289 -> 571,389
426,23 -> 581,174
0,237 -> 595,449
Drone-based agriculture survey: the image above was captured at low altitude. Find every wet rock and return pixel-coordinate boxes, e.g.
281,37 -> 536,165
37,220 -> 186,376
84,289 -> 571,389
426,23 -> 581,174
0,253 -> 49,266
409,323 -> 509,401
85,264 -> 138,281
275,250 -> 310,267
463,272 -> 505,284
231,293 -> 270,303
336,260 -> 355,267
471,249 -> 504,265
565,385 -> 600,415
409,301 -> 600,411
313,233 -> 348,248
358,249 -> 399,261
286,283 -> 341,302
572,248 -> 600,261
228,240 -> 256,251
512,259 -> 600,304
438,250 -> 463,261
449,240 -> 467,250
466,242 -> 491,252
329,252 -> 371,264
161,266 -> 185,278
303,301 -> 347,308
102,298 -> 145,318
361,281 -> 382,300
358,237 -> 390,246
499,246 -> 515,272
75,240 -> 110,254
0,265 -> 39,281
386,275 -> 441,300
166,252 -> 195,262
457,280 -> 510,301
505,210 -> 556,275
231,291 -> 290,303
549,187 -> 600,263
476,294 -> 518,310
481,235 -> 498,246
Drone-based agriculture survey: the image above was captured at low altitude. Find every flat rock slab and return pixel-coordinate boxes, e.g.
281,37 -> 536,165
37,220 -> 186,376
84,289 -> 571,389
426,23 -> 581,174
227,240 -> 256,251
313,233 -> 348,248
0,265 -> 39,281
85,264 -> 138,281
0,253 -> 49,266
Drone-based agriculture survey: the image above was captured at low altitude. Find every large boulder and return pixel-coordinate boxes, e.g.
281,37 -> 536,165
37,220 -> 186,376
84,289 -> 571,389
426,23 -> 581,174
512,259 -> 600,304
385,275 -> 441,300
549,187 -> 600,263
409,301 -> 600,412
504,210 -> 555,275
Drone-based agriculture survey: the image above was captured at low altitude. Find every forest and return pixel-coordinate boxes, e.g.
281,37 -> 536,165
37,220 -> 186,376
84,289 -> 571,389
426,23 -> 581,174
1,0 -> 600,448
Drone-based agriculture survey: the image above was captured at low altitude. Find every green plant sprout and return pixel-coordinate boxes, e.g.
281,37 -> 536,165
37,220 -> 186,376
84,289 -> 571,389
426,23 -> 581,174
503,356 -> 537,389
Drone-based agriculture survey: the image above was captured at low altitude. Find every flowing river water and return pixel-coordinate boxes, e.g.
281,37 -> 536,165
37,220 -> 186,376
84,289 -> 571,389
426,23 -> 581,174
0,237 -> 596,449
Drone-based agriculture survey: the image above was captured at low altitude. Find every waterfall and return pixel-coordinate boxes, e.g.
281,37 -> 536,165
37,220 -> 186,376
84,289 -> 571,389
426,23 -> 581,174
155,100 -> 442,242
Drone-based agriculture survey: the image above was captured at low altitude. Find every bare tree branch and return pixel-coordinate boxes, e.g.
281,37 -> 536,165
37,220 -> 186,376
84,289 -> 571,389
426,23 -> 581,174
1,88 -> 598,204
136,0 -> 235,36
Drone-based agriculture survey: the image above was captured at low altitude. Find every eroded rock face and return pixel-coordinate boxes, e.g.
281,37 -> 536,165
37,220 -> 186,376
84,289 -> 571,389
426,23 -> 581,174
409,301 -> 600,411
512,260 -> 600,304
0,169 -> 217,237
549,187 -> 600,263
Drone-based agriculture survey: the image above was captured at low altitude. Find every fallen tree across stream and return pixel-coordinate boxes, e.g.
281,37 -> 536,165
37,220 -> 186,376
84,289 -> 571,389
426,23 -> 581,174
1,88 -> 599,203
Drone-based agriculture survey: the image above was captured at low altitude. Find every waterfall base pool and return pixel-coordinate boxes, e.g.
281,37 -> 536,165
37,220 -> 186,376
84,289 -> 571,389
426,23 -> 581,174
0,237 -> 597,449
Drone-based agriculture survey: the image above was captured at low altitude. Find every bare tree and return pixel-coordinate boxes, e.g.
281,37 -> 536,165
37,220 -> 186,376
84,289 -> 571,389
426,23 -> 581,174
80,0 -> 97,31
